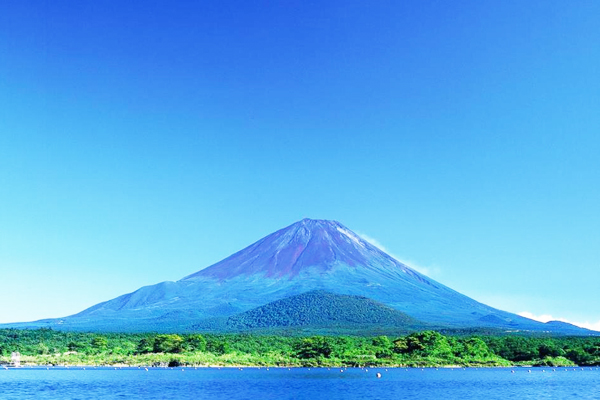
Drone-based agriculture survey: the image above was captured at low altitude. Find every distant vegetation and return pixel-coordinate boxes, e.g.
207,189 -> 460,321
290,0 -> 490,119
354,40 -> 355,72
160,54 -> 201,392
1,329 -> 599,367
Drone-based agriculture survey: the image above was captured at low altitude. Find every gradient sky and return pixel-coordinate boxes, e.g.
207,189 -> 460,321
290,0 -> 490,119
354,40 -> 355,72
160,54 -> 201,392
1,1 -> 599,329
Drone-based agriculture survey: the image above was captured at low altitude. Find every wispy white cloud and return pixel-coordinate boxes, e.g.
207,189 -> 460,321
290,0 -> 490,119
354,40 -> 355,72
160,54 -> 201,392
356,232 -> 440,278
518,311 -> 600,332
356,233 -> 388,252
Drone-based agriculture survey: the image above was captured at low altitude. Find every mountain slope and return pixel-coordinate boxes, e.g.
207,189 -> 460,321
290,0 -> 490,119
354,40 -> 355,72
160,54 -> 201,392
73,219 -> 475,324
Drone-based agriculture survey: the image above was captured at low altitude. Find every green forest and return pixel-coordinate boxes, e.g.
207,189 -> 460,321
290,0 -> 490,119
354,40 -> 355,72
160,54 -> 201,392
1,329 -> 599,368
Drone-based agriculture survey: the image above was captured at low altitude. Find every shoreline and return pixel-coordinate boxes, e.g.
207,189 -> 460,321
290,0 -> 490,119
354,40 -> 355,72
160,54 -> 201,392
3,364 -> 594,370
1,361 -> 572,369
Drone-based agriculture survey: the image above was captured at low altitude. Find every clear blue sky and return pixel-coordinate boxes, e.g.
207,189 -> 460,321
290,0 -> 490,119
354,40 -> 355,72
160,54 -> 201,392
1,1 -> 599,328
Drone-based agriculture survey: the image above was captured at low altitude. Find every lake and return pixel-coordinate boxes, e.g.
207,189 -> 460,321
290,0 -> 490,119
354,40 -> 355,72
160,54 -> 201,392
1,366 -> 600,399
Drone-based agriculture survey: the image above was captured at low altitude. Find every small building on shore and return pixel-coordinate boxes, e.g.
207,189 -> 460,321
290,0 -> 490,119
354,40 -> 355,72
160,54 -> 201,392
11,352 -> 21,367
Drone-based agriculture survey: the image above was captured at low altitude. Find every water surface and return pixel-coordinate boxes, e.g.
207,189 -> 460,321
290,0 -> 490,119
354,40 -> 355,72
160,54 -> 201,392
1,366 -> 599,399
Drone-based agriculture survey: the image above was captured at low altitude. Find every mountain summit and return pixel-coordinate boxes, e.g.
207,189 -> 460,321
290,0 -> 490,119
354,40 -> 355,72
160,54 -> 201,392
4,219 -> 592,334
183,218 -> 426,283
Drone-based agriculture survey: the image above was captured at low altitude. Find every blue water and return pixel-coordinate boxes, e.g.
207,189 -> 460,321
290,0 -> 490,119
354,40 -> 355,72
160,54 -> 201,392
1,367 -> 600,400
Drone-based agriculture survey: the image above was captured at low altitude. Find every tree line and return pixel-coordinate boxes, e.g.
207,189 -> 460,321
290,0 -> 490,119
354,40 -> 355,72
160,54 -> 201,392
1,329 -> 599,367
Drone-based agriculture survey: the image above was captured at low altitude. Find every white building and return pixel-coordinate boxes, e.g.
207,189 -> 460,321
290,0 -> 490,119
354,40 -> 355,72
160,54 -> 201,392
10,352 -> 21,367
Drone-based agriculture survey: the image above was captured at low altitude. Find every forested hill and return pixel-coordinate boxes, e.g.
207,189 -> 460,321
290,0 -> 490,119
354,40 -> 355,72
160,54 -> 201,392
224,290 -> 421,330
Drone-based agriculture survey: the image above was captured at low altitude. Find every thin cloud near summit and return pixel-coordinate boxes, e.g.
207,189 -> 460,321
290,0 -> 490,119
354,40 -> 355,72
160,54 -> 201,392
357,232 -> 440,278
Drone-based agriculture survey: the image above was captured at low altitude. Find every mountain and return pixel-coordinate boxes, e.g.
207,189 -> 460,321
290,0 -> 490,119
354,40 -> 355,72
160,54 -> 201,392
3,218 -> 594,335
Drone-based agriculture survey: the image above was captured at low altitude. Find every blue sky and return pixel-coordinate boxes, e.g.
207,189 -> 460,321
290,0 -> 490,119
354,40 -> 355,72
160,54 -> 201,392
1,1 -> 599,328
